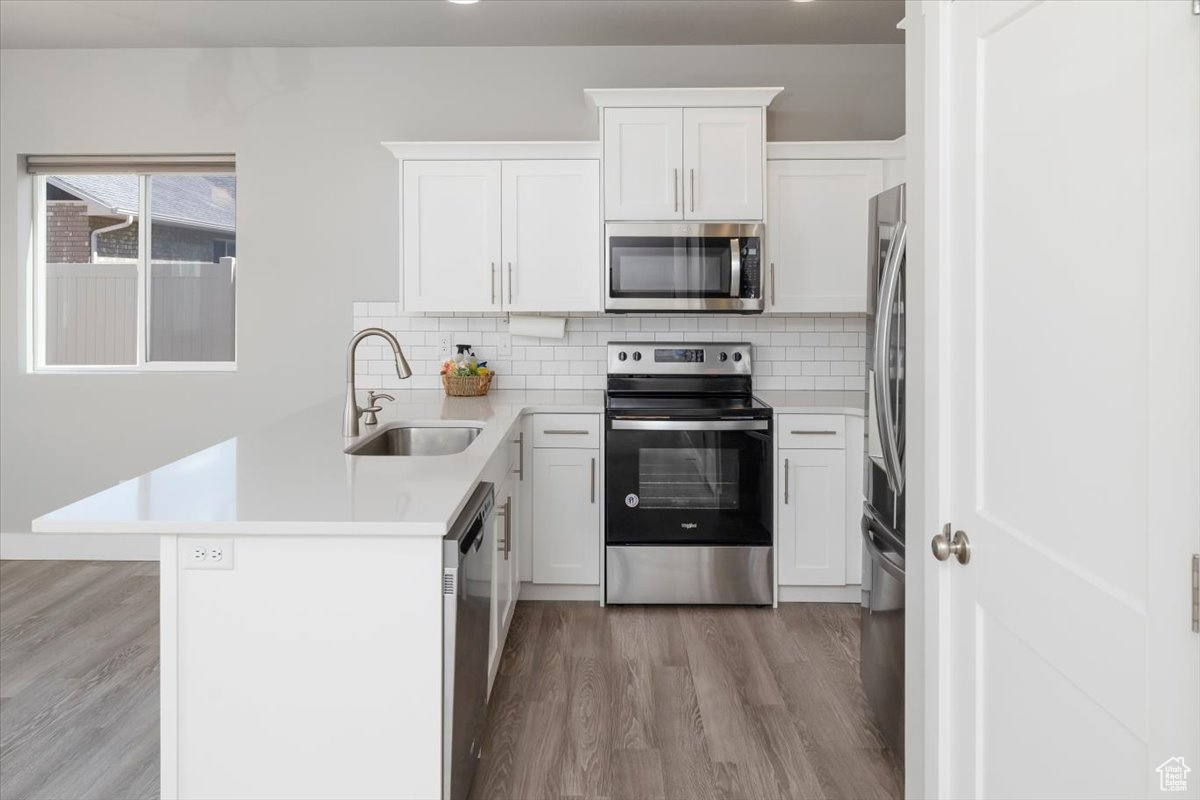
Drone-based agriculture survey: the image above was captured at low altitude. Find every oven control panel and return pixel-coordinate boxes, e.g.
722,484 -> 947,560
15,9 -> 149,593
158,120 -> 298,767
607,342 -> 752,376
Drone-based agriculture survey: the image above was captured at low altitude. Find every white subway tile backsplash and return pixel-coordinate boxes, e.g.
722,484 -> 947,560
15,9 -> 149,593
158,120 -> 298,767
352,310 -> 868,392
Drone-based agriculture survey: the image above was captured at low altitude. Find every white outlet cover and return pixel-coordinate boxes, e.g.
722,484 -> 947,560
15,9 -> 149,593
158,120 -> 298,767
438,335 -> 452,358
182,538 -> 234,570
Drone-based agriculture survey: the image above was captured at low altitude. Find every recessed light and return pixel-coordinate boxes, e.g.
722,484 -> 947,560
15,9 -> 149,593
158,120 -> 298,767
448,0 -> 480,4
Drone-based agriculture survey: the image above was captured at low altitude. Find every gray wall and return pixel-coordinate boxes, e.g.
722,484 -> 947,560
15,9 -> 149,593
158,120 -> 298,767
0,44 -> 904,558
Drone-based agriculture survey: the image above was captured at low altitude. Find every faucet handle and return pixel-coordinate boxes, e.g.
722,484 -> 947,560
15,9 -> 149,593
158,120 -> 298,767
367,391 -> 395,406
361,391 -> 395,426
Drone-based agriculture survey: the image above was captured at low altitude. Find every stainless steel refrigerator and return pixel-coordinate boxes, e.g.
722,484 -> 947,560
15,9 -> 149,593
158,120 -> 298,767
861,183 -> 906,760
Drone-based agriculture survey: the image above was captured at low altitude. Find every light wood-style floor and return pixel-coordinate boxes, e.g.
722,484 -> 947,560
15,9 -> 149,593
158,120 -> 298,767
0,561 -> 900,800
470,601 -> 901,800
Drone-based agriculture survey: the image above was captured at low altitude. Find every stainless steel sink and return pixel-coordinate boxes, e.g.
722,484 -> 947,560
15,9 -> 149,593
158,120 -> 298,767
346,425 -> 483,457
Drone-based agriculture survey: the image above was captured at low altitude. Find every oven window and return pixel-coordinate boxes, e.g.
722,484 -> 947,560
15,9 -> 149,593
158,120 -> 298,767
609,236 -> 732,298
637,447 -> 740,510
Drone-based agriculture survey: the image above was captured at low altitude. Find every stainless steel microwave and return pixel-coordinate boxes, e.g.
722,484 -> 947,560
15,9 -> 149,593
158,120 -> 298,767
605,222 -> 764,313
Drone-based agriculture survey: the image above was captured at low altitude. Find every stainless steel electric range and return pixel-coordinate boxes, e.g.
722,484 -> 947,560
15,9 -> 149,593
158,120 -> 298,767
604,342 -> 774,605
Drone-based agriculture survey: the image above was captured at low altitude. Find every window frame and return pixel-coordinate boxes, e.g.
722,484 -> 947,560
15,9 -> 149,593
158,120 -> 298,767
31,171 -> 237,374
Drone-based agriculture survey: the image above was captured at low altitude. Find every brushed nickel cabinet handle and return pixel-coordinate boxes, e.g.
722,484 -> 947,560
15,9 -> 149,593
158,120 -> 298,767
690,168 -> 695,212
783,458 -> 789,505
789,430 -> 838,436
770,262 -> 776,306
491,262 -> 496,305
590,457 -> 596,504
505,497 -> 512,559
512,432 -> 524,480
673,168 -> 679,212
507,262 -> 513,304
543,429 -> 589,435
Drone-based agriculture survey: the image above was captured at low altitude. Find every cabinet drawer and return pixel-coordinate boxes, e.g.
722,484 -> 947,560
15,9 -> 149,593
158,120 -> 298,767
533,414 -> 600,449
778,414 -> 845,449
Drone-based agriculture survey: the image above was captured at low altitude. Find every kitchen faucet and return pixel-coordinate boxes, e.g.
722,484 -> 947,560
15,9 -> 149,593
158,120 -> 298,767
344,327 -> 412,437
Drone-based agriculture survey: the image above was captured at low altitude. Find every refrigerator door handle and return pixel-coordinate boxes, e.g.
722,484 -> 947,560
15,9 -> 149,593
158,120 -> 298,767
861,515 -> 907,583
873,221 -> 907,494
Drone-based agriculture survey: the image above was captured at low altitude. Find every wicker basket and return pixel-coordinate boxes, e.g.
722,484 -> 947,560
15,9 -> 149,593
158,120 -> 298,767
442,372 -> 493,397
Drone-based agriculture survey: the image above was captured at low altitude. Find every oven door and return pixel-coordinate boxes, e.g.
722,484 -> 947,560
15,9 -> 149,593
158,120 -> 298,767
606,223 -> 762,312
605,417 -> 773,545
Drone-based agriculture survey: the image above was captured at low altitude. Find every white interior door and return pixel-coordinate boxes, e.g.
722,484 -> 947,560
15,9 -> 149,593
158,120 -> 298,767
501,160 -> 601,312
940,2 -> 1199,797
682,107 -> 763,220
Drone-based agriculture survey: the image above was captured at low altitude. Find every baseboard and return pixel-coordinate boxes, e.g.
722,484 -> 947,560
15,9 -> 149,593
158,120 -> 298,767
518,582 -> 602,602
0,531 -> 158,561
778,584 -> 862,603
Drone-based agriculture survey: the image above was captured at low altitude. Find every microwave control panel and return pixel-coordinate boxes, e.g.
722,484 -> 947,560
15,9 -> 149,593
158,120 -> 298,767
740,238 -> 761,299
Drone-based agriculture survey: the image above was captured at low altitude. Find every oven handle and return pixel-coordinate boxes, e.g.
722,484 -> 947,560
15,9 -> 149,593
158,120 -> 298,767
610,419 -> 770,432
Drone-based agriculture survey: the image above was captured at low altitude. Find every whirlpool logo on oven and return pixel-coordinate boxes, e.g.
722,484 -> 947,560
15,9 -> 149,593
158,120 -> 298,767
680,522 -> 699,530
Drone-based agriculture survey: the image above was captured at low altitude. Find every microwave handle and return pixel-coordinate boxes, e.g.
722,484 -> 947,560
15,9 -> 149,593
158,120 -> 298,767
730,238 -> 741,298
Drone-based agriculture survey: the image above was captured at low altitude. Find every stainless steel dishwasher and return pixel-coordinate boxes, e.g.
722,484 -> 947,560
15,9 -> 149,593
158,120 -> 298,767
442,482 -> 495,800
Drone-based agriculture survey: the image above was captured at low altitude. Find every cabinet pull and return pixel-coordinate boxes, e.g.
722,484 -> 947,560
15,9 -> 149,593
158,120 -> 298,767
491,262 -> 496,305
507,262 -> 513,304
790,430 -> 838,436
590,457 -> 596,504
543,429 -> 589,435
504,497 -> 512,559
770,262 -> 776,306
496,501 -> 508,555
513,432 -> 524,480
783,458 -> 789,505
690,168 -> 695,212
673,168 -> 679,212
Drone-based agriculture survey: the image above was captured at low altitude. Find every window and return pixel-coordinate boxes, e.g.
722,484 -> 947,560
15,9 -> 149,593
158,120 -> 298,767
28,155 -> 236,370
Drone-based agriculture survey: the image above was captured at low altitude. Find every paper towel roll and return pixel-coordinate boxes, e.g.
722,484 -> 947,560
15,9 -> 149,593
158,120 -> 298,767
508,314 -> 567,340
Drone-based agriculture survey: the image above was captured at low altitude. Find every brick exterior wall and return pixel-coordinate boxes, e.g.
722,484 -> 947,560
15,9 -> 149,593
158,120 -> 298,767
44,202 -> 92,263
43,207 -> 233,264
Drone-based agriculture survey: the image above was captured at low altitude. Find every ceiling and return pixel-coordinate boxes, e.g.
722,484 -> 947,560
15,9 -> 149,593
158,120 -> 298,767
0,0 -> 905,50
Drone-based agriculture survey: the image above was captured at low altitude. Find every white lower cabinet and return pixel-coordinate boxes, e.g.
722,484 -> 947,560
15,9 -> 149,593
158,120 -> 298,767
531,446 -> 601,585
488,469 -> 521,694
776,412 -> 865,593
777,447 -> 847,586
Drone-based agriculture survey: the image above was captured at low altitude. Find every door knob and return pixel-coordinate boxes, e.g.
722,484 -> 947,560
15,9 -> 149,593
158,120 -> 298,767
931,524 -> 971,565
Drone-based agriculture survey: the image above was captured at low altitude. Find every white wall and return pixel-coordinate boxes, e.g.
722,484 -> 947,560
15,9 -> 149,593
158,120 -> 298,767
0,44 -> 904,559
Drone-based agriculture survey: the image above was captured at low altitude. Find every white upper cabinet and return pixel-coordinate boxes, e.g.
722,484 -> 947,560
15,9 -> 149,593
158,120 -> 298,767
502,160 -> 601,312
603,107 -> 683,221
682,107 -> 764,220
402,160 -> 502,313
603,106 -> 765,221
766,159 -> 883,313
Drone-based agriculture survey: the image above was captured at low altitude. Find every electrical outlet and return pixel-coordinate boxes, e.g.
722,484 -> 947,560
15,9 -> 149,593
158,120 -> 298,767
497,334 -> 512,358
182,538 -> 234,570
438,335 -> 452,358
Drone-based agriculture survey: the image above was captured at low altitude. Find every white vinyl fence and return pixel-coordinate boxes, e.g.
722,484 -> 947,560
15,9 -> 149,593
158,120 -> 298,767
45,258 -> 235,365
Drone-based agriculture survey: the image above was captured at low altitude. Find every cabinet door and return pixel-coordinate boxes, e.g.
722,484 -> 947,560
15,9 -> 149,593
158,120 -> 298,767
766,159 -> 883,313
502,160 -> 601,312
683,107 -> 764,220
402,160 -> 501,312
603,107 -> 683,220
532,447 -> 600,585
777,448 -> 847,586
489,480 -> 516,694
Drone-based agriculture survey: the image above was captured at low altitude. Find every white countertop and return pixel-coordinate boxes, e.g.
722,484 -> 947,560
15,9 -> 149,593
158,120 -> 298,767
33,387 -> 862,538
33,390 -> 603,538
756,390 -> 866,416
